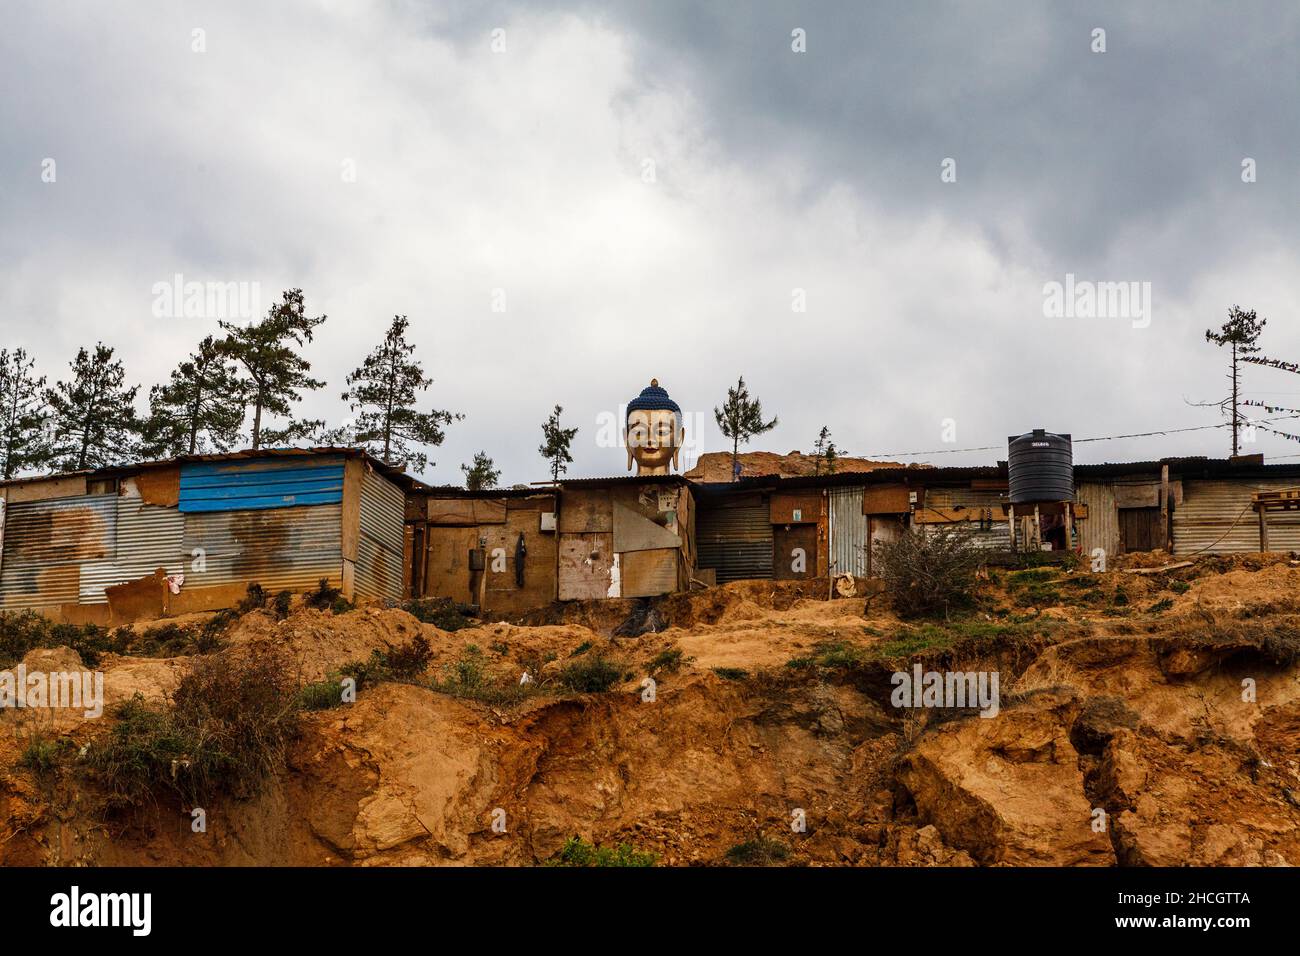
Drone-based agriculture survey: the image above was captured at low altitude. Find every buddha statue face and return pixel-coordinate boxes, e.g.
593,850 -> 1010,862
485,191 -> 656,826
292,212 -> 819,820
625,379 -> 685,475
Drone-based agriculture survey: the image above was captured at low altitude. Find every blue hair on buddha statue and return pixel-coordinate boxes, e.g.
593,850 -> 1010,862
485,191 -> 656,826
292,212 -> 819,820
626,378 -> 681,422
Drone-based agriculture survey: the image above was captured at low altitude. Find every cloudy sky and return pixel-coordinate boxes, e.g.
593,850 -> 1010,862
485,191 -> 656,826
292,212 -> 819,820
2,1 -> 1298,485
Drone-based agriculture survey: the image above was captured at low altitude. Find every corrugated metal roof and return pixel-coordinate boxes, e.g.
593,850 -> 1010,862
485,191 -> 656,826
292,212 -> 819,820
0,446 -> 422,493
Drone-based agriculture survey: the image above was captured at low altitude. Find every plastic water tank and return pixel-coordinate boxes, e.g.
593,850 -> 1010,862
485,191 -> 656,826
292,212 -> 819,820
1007,430 -> 1074,504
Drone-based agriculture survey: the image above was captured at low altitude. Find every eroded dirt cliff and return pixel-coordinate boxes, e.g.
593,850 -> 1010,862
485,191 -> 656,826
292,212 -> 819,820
2,557 -> 1298,867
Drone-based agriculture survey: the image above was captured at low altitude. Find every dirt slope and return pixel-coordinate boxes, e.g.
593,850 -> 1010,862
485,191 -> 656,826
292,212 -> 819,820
2,558 -> 1299,867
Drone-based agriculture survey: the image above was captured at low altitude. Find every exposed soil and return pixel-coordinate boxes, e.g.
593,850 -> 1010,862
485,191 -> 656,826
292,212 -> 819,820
2,557 -> 1298,867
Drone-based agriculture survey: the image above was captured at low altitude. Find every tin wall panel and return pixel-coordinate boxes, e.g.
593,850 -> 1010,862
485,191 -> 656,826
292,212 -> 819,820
1173,479 -> 1300,555
78,497 -> 185,603
1075,482 -> 1119,560
355,470 -> 405,601
696,498 -> 773,582
0,495 -> 116,609
182,503 -> 342,593
179,457 -> 345,513
829,486 -> 869,577
916,486 -> 1011,550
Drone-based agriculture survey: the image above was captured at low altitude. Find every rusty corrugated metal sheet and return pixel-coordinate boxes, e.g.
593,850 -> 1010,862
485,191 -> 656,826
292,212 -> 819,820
918,486 -> 1012,549
182,503 -> 342,593
696,496 -> 772,582
355,470 -> 405,601
179,456 -> 345,512
1173,479 -> 1300,554
0,495 -> 117,609
1075,482 -> 1119,560
78,496 -> 185,603
829,486 -> 869,577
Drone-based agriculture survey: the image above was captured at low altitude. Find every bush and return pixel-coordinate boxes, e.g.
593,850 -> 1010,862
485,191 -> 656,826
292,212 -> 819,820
20,733 -> 73,778
304,578 -> 348,612
85,643 -> 300,806
546,837 -> 656,867
559,654 -> 623,693
296,679 -> 348,710
272,590 -> 293,619
0,611 -> 122,668
402,598 -> 476,631
648,647 -> 691,675
725,836 -> 791,866
237,583 -> 268,614
339,635 -> 433,690
873,527 -> 982,618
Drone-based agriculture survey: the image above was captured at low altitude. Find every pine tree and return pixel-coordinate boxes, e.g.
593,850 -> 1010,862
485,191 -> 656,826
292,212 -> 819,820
142,335 -> 245,456
461,451 -> 500,491
340,315 -> 460,471
0,348 -> 49,479
1205,305 -> 1267,457
539,405 -> 578,481
812,425 -> 841,476
714,376 -> 778,481
46,343 -> 141,471
219,288 -> 326,449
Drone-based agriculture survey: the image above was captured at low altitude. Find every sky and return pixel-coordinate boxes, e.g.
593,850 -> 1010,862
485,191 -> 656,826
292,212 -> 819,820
2,1 -> 1298,485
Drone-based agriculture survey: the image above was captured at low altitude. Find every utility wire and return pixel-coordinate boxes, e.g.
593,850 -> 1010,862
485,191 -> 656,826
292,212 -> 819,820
867,414 -> 1300,459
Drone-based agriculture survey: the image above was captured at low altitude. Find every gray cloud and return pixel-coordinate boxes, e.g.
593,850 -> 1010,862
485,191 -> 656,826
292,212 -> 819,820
2,1 -> 1298,485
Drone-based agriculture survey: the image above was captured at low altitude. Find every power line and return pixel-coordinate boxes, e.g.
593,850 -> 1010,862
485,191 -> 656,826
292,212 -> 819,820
867,414 -> 1300,459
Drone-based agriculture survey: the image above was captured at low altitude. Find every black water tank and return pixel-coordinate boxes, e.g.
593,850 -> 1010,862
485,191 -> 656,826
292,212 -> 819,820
1007,429 -> 1074,504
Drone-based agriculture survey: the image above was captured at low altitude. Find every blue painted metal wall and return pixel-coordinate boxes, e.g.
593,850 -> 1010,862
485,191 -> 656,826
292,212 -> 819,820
179,456 -> 345,513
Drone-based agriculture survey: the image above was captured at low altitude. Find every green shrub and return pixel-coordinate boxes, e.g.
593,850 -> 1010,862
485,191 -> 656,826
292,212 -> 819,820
1170,580 -> 1191,595
546,837 -> 656,867
0,611 -> 121,668
559,655 -> 623,693
873,527 -> 982,618
402,598 -> 476,631
725,836 -> 791,866
712,667 -> 748,681
297,679 -> 348,710
648,648 -> 691,675
20,734 -> 73,778
237,583 -> 267,614
85,644 -> 300,806
304,578 -> 346,612
272,590 -> 293,619
339,635 -> 433,690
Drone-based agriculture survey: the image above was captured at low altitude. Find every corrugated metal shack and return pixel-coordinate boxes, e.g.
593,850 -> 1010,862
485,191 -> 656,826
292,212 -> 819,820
404,486 -> 559,613
404,475 -> 697,609
387,454 -> 1300,614
0,448 -> 409,624
693,480 -> 829,583
553,476 -> 696,601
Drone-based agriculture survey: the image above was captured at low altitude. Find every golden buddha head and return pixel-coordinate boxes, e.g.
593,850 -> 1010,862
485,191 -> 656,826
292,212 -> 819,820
625,379 -> 685,475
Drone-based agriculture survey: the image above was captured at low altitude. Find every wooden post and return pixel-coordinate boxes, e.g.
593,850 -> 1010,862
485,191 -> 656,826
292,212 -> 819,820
1259,505 -> 1270,553
1033,504 -> 1042,551
1160,464 -> 1170,551
1008,504 -> 1016,552
1064,502 -> 1073,550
